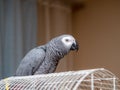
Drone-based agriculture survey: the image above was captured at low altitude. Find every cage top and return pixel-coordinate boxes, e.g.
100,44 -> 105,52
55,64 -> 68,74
8,68 -> 116,79
0,68 -> 119,90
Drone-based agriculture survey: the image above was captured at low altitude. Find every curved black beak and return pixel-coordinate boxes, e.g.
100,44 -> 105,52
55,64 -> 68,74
70,41 -> 79,51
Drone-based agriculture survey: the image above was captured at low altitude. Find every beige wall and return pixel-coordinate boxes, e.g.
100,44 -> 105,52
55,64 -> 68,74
72,0 -> 120,78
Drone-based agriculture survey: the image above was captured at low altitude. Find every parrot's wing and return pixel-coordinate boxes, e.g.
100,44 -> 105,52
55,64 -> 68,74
15,46 -> 46,76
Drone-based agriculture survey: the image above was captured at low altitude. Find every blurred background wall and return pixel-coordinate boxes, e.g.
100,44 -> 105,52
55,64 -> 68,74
72,0 -> 120,78
0,0 -> 120,79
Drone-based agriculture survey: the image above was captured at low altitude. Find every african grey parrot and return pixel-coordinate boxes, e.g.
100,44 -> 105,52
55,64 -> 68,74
15,34 -> 79,76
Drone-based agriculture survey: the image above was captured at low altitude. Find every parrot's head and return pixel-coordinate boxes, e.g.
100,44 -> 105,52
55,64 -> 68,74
48,34 -> 79,54
47,34 -> 79,56
61,35 -> 79,52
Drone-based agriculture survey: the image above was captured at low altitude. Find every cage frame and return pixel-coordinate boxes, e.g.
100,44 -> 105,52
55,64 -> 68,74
0,68 -> 120,90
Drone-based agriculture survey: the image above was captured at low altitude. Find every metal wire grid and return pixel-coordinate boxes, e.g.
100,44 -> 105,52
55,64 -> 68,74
0,68 -> 119,90
78,70 -> 120,90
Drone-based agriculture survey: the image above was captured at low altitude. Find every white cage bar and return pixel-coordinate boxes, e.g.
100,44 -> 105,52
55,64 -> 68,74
0,68 -> 120,90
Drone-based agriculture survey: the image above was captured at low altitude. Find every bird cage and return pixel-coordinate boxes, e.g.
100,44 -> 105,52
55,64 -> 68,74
0,68 -> 120,90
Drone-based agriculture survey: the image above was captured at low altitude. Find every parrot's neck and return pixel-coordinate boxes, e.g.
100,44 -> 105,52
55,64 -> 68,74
46,44 -> 68,59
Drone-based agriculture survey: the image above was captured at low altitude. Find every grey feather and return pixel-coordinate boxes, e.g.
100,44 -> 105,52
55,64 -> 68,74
15,34 -> 79,76
15,46 -> 46,76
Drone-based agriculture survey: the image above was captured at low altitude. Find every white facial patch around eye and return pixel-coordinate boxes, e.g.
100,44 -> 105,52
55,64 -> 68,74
61,36 -> 75,48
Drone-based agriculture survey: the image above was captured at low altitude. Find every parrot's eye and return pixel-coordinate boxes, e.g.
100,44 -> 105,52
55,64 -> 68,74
61,36 -> 73,46
65,39 -> 69,42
